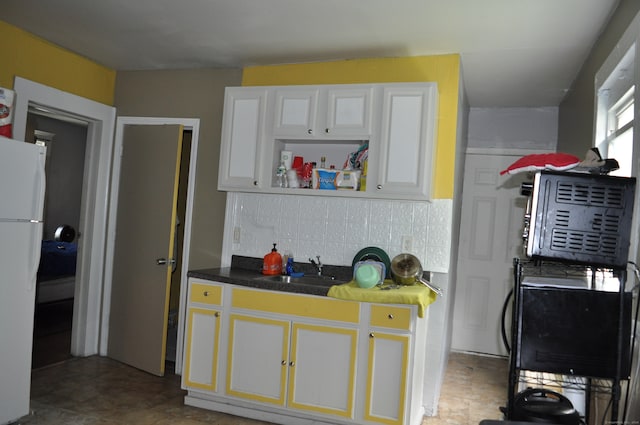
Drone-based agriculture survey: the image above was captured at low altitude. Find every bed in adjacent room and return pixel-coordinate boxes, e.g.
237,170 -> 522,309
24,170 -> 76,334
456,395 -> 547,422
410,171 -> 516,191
36,240 -> 77,303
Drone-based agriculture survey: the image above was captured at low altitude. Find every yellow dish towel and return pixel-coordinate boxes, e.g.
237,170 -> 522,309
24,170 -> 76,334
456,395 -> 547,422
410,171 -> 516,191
327,279 -> 437,318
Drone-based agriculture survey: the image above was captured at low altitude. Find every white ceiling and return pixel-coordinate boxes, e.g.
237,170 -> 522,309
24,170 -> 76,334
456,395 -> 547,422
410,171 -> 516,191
2,0 -> 619,107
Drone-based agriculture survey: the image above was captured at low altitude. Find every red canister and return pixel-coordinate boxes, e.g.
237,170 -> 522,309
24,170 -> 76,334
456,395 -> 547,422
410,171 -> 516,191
262,243 -> 283,275
302,162 -> 314,188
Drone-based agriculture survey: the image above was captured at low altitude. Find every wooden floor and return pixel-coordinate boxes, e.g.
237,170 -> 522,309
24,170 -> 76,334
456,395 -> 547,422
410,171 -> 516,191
24,351 -> 508,425
28,297 -> 510,424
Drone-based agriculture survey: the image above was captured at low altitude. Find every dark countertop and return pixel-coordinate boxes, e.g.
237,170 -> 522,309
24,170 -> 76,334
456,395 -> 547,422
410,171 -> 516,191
188,255 -> 353,297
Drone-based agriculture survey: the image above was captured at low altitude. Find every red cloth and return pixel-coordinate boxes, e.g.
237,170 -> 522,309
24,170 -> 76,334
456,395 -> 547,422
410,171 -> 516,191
500,153 -> 580,175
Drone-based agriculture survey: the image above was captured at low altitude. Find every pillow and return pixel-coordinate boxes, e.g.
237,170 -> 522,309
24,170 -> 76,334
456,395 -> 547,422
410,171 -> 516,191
500,153 -> 581,176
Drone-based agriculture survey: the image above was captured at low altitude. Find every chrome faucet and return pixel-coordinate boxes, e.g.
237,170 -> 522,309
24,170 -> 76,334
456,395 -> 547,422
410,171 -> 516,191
309,256 -> 323,276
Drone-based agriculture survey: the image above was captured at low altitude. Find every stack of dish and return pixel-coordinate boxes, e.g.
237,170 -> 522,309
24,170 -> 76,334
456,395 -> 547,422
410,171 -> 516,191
352,246 -> 391,288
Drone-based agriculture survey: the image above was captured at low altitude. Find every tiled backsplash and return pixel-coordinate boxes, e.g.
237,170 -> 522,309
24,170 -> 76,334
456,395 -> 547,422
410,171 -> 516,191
226,192 -> 452,273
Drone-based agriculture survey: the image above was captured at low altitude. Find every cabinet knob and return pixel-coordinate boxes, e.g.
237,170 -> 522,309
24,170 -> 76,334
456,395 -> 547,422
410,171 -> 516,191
388,314 -> 394,320
289,361 -> 295,367
281,360 -> 287,366
253,180 -> 258,186
307,129 -> 313,135
214,312 -> 220,317
203,291 -> 209,296
325,128 -> 330,133
377,184 -> 382,190
369,332 -> 375,338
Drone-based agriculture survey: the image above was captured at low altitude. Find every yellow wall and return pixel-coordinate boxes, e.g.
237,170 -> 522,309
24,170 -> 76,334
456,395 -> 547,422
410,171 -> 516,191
242,55 -> 461,199
0,20 -> 115,105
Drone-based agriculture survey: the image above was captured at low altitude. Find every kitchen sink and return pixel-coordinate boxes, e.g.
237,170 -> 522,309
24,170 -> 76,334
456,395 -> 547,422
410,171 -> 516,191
253,274 -> 345,287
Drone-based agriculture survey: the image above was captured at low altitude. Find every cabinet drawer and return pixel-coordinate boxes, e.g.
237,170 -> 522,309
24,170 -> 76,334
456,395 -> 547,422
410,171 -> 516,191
232,287 -> 360,323
190,283 -> 223,305
369,305 -> 412,331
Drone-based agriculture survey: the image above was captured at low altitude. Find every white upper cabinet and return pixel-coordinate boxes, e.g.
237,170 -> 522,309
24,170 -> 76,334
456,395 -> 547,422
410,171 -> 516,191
217,82 -> 438,200
273,85 -> 373,138
218,87 -> 268,190
273,88 -> 319,137
376,83 -> 438,199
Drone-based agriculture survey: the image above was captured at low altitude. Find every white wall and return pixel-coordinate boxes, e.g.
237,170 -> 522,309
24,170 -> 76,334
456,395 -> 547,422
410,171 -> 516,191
224,193 -> 452,274
468,107 -> 558,151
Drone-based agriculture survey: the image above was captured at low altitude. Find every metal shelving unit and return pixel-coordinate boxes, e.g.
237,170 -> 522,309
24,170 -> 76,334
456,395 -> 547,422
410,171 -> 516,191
506,258 -> 632,423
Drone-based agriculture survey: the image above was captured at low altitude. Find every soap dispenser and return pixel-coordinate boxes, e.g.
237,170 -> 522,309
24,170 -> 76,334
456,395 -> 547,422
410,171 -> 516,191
262,243 -> 283,275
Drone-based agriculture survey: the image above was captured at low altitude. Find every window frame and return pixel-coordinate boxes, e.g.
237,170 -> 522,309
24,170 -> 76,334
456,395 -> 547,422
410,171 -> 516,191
594,12 -> 640,268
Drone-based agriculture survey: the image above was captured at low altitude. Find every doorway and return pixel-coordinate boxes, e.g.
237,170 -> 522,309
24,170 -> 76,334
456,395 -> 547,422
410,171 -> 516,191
26,109 -> 89,369
12,77 -> 201,376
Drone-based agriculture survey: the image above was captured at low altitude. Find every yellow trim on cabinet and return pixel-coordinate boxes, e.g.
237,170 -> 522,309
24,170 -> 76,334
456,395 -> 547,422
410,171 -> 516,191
226,313 -> 290,405
241,55 -> 461,199
364,332 -> 410,425
190,282 -> 223,305
369,305 -> 412,331
287,322 -> 357,418
183,307 -> 221,392
231,287 -> 360,323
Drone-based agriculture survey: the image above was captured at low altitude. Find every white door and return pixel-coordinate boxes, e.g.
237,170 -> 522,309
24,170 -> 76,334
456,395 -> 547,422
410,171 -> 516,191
452,151 -> 532,356
107,124 -> 183,376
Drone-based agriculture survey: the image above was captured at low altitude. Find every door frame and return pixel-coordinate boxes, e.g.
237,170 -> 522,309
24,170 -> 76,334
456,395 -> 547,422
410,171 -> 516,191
102,116 -> 200,374
12,76 -> 116,357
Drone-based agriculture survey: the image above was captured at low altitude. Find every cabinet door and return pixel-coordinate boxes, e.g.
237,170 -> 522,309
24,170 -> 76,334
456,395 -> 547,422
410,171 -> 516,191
364,332 -> 410,425
226,314 -> 290,405
287,323 -> 357,418
376,84 -> 438,199
183,307 -> 221,392
218,88 -> 267,190
273,88 -> 319,137
325,87 -> 373,137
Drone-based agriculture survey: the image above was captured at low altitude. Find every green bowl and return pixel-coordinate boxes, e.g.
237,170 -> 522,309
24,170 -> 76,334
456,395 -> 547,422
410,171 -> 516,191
355,264 -> 380,289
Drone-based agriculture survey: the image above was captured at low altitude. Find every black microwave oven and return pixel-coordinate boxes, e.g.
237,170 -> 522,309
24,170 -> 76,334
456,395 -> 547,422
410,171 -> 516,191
523,171 -> 636,268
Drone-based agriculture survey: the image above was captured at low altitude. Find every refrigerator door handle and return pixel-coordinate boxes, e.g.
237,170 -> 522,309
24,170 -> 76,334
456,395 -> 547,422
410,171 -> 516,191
27,223 -> 42,292
34,149 -> 47,219
26,149 -> 47,291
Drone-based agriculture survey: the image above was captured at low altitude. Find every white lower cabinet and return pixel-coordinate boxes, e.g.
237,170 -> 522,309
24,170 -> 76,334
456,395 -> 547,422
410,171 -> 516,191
364,305 -> 415,425
183,281 -> 428,425
226,313 -> 358,418
182,281 -> 223,392
226,314 -> 290,404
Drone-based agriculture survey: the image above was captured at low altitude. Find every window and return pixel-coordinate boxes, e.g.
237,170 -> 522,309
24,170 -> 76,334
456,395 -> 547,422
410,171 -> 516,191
594,12 -> 640,268
601,86 -> 634,177
595,45 -> 635,178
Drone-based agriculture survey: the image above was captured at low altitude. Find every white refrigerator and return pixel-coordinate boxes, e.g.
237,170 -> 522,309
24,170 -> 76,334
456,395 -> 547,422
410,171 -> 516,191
0,136 -> 46,424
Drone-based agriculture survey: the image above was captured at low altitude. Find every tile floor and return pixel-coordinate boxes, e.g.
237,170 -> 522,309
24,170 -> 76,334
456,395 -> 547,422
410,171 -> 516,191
23,352 -> 508,425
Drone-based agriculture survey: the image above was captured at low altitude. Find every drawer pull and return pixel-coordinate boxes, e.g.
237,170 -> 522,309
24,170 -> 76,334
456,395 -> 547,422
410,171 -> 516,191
203,291 -> 209,296
388,314 -> 394,320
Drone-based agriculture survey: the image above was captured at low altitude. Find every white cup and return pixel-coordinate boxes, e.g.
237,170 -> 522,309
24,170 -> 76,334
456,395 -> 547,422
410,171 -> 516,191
281,151 -> 293,170
286,169 -> 299,188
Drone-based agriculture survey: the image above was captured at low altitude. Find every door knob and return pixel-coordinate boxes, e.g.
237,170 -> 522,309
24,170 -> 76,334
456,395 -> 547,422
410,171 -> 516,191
156,258 -> 176,266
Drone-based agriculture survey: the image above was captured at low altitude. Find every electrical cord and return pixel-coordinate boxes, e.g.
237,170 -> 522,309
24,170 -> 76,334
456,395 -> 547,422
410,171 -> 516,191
501,288 -> 513,354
